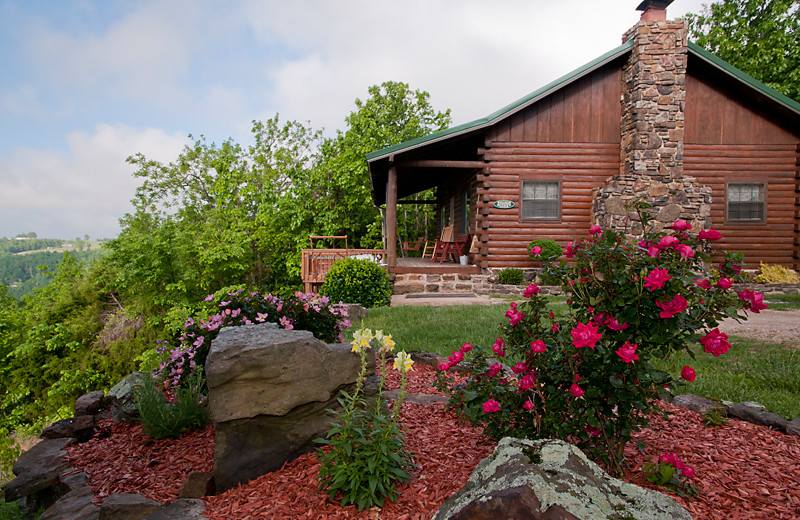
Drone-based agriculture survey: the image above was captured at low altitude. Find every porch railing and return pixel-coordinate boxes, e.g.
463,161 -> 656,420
301,248 -> 387,293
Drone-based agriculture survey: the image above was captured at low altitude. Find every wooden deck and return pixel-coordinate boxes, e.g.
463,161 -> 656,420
390,256 -> 481,275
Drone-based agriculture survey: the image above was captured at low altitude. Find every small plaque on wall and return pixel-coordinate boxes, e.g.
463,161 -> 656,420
493,200 -> 516,209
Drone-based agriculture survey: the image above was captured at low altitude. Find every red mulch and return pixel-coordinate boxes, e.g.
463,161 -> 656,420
66,364 -> 800,519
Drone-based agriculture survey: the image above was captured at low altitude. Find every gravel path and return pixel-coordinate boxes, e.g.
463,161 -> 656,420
719,309 -> 800,347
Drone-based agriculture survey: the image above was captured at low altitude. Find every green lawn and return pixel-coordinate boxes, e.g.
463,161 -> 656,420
352,298 -> 800,419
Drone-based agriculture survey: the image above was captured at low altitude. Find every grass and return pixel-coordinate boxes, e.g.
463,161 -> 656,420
763,293 -> 800,311
352,296 -> 800,420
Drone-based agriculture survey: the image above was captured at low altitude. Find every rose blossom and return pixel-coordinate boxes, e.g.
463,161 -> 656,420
658,235 -> 679,249
523,283 -> 541,298
647,246 -> 660,258
738,289 -> 768,313
487,362 -> 502,377
615,341 -> 639,363
585,426 -> 600,437
605,315 -> 629,331
512,362 -> 528,374
694,278 -> 711,289
460,342 -> 473,353
492,338 -> 506,357
716,278 -> 733,290
589,225 -> 602,235
681,365 -> 696,382
671,219 -> 692,231
448,350 -> 464,364
482,399 -> 501,413
565,242 -> 575,258
519,374 -> 536,391
523,399 -> 534,411
676,244 -> 694,258
530,245 -> 543,256
656,294 -> 688,318
571,322 -> 602,349
531,340 -> 547,353
643,268 -> 671,291
437,362 -> 451,372
698,229 -> 723,241
701,328 -> 731,357
570,384 -> 585,397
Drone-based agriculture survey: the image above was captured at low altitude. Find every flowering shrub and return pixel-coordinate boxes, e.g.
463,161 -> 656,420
644,451 -> 698,498
316,329 -> 415,510
155,290 -> 350,390
435,203 -> 763,475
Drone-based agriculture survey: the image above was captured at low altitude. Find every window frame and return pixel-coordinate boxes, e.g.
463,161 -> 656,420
519,178 -> 562,222
725,182 -> 767,224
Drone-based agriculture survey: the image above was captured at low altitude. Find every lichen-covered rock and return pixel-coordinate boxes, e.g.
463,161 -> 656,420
432,438 -> 692,520
108,372 -> 146,423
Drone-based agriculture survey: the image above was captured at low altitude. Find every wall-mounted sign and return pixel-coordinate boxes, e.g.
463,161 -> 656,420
493,200 -> 516,209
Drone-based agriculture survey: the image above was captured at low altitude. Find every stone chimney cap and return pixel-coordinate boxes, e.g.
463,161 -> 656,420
636,0 -> 674,11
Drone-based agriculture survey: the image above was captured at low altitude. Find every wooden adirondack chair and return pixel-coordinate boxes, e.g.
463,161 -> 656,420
422,225 -> 454,261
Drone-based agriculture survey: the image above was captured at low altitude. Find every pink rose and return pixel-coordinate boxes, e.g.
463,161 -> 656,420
647,246 -> 660,258
552,323 -> 560,332
531,340 -> 547,353
492,338 -> 506,357
523,399 -> 534,411
681,365 -> 696,382
698,229 -> 723,241
460,342 -> 473,353
681,466 -> 695,479
437,362 -> 451,372
589,225 -> 602,235
565,242 -> 575,258
615,341 -> 639,363
658,235 -> 679,249
448,350 -> 464,364
701,328 -> 731,357
487,362 -> 502,377
644,268 -> 671,291
605,315 -> 629,331
585,426 -> 600,437
482,399 -> 501,413
717,278 -> 733,290
519,374 -> 536,391
676,244 -> 694,258
571,322 -> 602,349
738,289 -> 768,313
694,278 -> 711,289
570,384 -> 585,397
512,362 -> 528,374
530,246 -> 542,256
671,219 -> 692,231
523,283 -> 541,298
657,294 -> 688,318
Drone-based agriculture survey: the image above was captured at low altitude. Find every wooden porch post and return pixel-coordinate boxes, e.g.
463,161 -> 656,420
386,164 -> 398,267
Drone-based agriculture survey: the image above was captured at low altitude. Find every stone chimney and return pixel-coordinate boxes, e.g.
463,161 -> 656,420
593,0 -> 711,235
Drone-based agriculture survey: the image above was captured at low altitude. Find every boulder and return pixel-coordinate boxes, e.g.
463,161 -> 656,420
40,485 -> 99,520
99,493 -> 162,520
142,499 -> 206,520
728,401 -> 788,431
672,393 -> 727,416
40,415 -> 96,443
432,438 -> 692,520
178,471 -> 215,499
787,417 -> 800,437
74,390 -> 106,416
108,372 -> 146,423
3,438 -> 74,502
206,323 -> 368,422
341,303 -> 368,324
410,351 -> 447,368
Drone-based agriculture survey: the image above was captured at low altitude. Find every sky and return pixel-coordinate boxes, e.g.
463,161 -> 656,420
0,0 -> 710,240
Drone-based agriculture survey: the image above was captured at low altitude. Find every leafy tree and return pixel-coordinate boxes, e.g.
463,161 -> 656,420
687,0 -> 800,101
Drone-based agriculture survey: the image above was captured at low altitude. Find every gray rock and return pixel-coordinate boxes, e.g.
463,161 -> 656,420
40,485 -> 99,520
341,303 -> 368,323
410,351 -> 447,368
4,438 -> 74,502
432,438 -> 692,520
205,324 -> 366,422
142,499 -> 206,520
672,393 -> 727,415
178,471 -> 215,498
787,418 -> 800,437
108,372 -> 146,423
59,470 -> 90,493
99,493 -> 162,520
728,402 -> 788,431
40,415 -> 96,443
74,390 -> 106,416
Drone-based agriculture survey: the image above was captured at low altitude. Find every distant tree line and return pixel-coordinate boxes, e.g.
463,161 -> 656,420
0,238 -> 63,254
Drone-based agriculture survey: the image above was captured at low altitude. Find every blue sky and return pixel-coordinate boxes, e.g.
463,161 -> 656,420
0,0 -> 707,240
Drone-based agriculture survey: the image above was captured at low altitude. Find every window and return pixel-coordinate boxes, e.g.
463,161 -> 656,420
727,183 -> 765,222
521,181 -> 560,220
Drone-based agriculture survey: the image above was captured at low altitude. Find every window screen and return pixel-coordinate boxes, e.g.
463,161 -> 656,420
727,183 -> 765,222
521,181 -> 560,220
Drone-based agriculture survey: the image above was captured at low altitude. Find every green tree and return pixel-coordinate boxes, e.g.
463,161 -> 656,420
309,81 -> 452,248
687,0 -> 800,101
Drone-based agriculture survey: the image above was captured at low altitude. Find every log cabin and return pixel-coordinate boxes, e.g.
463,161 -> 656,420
367,0 -> 800,274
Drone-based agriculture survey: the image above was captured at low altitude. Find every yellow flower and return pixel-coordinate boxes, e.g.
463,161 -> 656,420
382,334 -> 395,351
351,329 -> 373,353
393,351 -> 414,373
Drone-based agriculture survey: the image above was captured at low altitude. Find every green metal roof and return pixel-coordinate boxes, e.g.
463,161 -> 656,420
687,41 -> 800,117
365,39 -> 635,162
366,39 -> 800,164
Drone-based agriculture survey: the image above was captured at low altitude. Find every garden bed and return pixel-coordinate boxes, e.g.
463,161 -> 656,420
66,365 -> 800,519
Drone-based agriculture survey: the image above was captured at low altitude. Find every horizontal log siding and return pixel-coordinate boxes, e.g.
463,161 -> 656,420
684,144 -> 800,269
477,143 -> 619,268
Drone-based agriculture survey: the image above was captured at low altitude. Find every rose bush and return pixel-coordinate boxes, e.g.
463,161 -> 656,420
435,202 -> 763,475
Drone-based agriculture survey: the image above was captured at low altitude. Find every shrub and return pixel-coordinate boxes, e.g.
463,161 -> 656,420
436,204 -> 760,475
755,262 -> 799,283
134,368 -> 210,440
528,239 -> 562,261
316,329 -> 415,510
496,268 -> 524,285
320,258 -> 392,308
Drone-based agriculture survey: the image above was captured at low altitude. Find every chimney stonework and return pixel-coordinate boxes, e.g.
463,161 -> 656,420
593,14 -> 711,235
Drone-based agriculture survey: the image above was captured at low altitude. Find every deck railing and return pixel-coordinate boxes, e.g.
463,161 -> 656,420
301,248 -> 387,293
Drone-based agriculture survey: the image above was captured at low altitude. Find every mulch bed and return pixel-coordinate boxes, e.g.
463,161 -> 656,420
67,364 -> 800,519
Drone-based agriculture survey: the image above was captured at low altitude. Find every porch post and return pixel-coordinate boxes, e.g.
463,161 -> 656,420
386,164 -> 398,267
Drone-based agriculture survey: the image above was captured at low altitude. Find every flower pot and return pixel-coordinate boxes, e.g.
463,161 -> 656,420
459,255 -> 469,265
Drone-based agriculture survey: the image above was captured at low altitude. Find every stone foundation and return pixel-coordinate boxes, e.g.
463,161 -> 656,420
392,270 -> 563,296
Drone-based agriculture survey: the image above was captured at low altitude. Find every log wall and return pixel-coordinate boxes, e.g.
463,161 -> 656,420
475,142 -> 619,268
